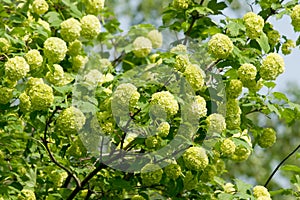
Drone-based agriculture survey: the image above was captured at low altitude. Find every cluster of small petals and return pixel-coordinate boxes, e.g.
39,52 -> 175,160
200,165 -> 217,182
0,87 -> 13,104
184,64 -> 205,91
191,96 -> 207,118
258,128 -> 276,148
0,38 -> 10,52
25,49 -> 43,70
253,185 -> 271,198
291,5 -> 300,32
141,164 -> 163,186
151,91 -> 179,116
60,18 -> 82,42
224,183 -> 236,194
206,113 -> 226,133
226,79 -> 242,99
225,99 -> 241,130
267,30 -> 280,46
145,136 -> 161,149
133,36 -> 152,57
99,58 -> 112,71
72,55 -> 88,71
44,37 -> 68,63
164,163 -> 182,180
173,0 -> 189,9
4,56 -> 30,81
83,69 -> 103,85
80,15 -> 101,40
18,189 -> 36,200
231,145 -> 251,161
183,146 -> 209,171
170,44 -> 187,53
147,30 -> 163,48
208,33 -> 233,59
157,122 -> 170,137
85,0 -> 105,15
19,92 -> 31,112
32,0 -> 48,15
68,40 -> 83,56
243,78 -> 263,91
220,138 -> 236,156
260,53 -> 285,80
174,54 -> 189,72
46,64 -> 66,86
56,107 -> 86,135
282,39 -> 295,55
131,195 -> 146,200
243,12 -> 264,39
237,63 -> 257,82
38,19 -> 51,32
49,170 -> 68,187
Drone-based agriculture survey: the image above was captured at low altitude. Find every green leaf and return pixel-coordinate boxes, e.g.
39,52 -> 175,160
267,103 -> 281,117
264,81 -> 276,88
234,179 -> 252,194
225,19 -> 246,37
207,0 -> 227,14
280,108 -> 295,124
281,165 -> 300,173
273,92 -> 289,102
256,32 -> 270,53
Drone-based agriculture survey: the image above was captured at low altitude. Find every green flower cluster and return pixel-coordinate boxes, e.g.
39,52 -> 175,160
164,163 -> 181,180
260,53 -> 285,80
258,128 -> 276,148
183,146 -> 209,171
157,122 -> 170,138
25,49 -> 43,70
84,0 -> 105,15
291,5 -> 300,32
145,136 -> 161,149
174,54 -> 189,72
131,195 -> 146,200
173,0 -> 189,9
43,37 -> 68,63
72,55 -> 89,72
0,38 -> 10,52
267,29 -> 280,47
151,91 -> 179,116
141,164 -> 163,186
18,189 -> 36,200
147,30 -> 163,48
200,165 -> 217,182
253,185 -> 271,200
191,95 -> 207,118
243,12 -> 264,39
0,87 -> 13,104
226,79 -> 242,99
281,39 -> 295,55
68,40 -> 83,56
208,33 -> 233,59
60,18 -> 82,42
32,0 -> 48,15
225,99 -> 241,130
184,64 -> 205,91
206,113 -> 226,133
94,111 -> 114,134
80,15 -> 101,39
231,144 -> 251,162
133,36 -> 153,57
38,18 -> 51,32
4,56 -> 30,81
56,107 -> 86,135
220,138 -> 236,156
237,63 -> 257,83
170,44 -> 187,53
45,64 -> 66,86
49,170 -> 68,187
223,183 -> 236,194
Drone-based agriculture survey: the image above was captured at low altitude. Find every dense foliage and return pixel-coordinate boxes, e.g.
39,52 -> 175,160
0,0 -> 300,199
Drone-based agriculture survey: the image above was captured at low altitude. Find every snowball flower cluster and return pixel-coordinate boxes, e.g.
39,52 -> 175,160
131,195 -> 146,200
173,0 -> 189,9
258,128 -> 276,148
38,19 -> 51,32
183,146 -> 209,171
184,64 -> 205,91
151,91 -> 179,116
174,54 -> 189,72
4,56 -> 30,81
200,165 -> 217,182
43,37 -> 68,63
0,87 -> 13,104
208,33 -> 233,59
231,144 -> 251,161
133,36 -> 152,57
18,189 -> 36,200
191,95 -> 207,118
32,0 -> 48,15
80,15 -> 101,39
164,163 -> 181,180
253,185 -> 271,199
141,164 -> 163,186
46,64 -> 66,86
25,49 -> 43,70
157,122 -> 170,137
68,40 -> 83,56
170,44 -> 187,53
226,79 -> 242,99
237,63 -> 257,82
85,0 -> 105,15
56,107 -> 86,135
220,138 -> 236,156
225,99 -> 241,130
0,38 -> 10,52
291,5 -> 300,32
72,55 -> 88,71
145,136 -> 161,149
243,12 -> 264,39
260,53 -> 285,80
281,39 -> 295,55
147,30 -> 163,48
206,113 -> 226,133
267,29 -> 280,46
49,170 -> 68,187
60,18 -> 82,42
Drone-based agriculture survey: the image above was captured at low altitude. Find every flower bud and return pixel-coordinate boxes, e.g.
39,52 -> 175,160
147,30 -> 163,48
72,55 -> 88,72
145,136 -> 161,149
84,0 -> 105,15
231,145 -> 251,161
18,189 -> 36,200
173,0 -> 189,9
174,54 -> 189,72
237,63 -> 257,82
0,87 -> 13,104
225,99 -> 241,130
46,64 -> 65,86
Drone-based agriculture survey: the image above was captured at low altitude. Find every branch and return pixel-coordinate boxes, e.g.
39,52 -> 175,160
205,59 -> 221,72
183,17 -> 197,45
264,143 -> 300,187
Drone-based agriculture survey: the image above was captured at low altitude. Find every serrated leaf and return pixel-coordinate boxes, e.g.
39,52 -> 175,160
256,32 -> 270,53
